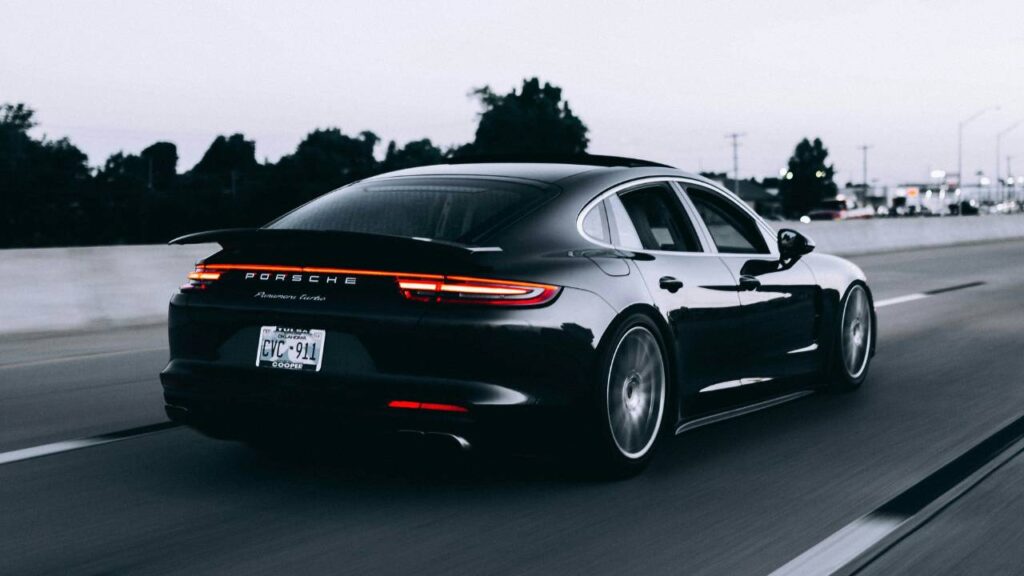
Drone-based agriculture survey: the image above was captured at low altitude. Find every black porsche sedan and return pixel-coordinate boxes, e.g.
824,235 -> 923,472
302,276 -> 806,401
161,156 -> 875,475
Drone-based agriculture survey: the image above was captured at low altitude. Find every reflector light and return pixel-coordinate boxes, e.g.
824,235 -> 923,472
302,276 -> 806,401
387,400 -> 468,413
387,400 -> 422,410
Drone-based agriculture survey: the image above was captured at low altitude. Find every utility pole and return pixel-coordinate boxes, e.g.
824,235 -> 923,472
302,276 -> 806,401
857,144 -> 872,193
997,121 -> 1021,203
958,105 -> 999,191
1009,156 -> 1016,203
725,132 -> 745,196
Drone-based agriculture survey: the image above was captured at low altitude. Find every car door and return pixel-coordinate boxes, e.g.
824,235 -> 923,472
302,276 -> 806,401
680,183 -> 820,379
599,181 -> 745,398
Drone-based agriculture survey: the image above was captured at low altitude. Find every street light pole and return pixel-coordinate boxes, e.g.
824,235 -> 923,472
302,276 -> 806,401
958,105 -> 999,194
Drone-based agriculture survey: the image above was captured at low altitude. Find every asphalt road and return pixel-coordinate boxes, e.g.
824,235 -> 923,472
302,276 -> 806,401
2,239 -> 1024,575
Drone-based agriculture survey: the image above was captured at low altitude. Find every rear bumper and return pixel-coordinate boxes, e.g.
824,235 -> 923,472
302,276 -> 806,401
162,285 -> 618,448
160,358 -> 573,448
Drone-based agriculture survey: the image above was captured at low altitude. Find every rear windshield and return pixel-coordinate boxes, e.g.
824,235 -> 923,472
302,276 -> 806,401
268,177 -> 551,243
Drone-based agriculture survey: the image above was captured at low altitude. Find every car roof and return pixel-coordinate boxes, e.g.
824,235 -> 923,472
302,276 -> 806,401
365,160 -> 711,188
366,162 -> 604,184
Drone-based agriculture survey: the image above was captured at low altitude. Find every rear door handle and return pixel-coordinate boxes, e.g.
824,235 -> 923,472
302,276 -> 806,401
659,276 -> 684,293
739,275 -> 761,291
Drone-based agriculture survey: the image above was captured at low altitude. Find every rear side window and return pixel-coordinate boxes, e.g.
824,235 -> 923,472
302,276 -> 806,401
686,187 -> 769,254
269,177 -> 551,243
617,185 -> 701,252
581,201 -> 610,243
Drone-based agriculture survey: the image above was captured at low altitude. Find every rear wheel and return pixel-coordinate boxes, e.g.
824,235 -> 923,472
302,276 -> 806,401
821,284 -> 873,392
586,315 -> 668,477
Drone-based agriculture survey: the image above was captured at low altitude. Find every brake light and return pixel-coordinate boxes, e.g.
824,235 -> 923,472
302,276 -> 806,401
179,262 -> 560,306
387,400 -> 469,413
182,265 -> 221,291
396,276 -> 560,306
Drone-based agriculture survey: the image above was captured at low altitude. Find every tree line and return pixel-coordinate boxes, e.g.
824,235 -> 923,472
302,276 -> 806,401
0,78 -> 588,248
1,77 -> 836,249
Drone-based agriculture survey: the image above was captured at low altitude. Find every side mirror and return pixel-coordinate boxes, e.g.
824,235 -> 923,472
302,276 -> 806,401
778,228 -> 815,260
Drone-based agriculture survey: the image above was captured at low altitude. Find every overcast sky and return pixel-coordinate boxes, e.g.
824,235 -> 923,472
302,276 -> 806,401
5,0 -> 1023,185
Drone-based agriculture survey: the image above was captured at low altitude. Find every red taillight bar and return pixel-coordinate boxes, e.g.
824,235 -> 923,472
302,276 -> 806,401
181,265 -> 222,291
181,263 -> 560,306
187,271 -> 221,281
387,400 -> 469,413
397,276 -> 560,306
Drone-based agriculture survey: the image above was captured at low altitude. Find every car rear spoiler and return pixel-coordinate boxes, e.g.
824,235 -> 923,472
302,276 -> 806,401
169,228 -> 501,256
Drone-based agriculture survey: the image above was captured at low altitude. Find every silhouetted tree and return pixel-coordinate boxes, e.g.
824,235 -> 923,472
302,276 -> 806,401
184,134 -> 261,229
381,138 -> 445,172
779,138 -> 837,217
0,80 -> 595,247
192,134 -> 256,177
274,127 -> 378,192
0,103 -> 91,246
458,78 -> 588,157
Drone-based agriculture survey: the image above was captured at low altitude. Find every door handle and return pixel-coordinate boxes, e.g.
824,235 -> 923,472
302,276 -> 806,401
659,276 -> 684,293
738,275 -> 761,291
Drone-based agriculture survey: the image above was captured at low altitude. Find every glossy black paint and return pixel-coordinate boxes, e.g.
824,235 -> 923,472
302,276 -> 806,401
161,162 -> 875,446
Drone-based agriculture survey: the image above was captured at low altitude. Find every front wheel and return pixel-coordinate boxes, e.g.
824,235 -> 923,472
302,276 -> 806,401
821,283 -> 874,392
585,315 -> 668,477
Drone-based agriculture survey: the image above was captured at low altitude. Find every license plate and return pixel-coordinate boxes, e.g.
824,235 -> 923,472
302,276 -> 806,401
256,326 -> 326,372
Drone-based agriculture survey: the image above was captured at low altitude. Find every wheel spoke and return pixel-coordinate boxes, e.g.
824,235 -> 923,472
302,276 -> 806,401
606,326 -> 666,459
841,287 -> 871,377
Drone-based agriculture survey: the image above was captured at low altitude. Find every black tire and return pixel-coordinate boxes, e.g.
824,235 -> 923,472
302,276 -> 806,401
820,283 -> 874,393
583,313 -> 669,478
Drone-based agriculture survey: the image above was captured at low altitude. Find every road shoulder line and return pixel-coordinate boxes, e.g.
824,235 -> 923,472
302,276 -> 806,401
0,422 -> 180,466
767,411 -> 1024,576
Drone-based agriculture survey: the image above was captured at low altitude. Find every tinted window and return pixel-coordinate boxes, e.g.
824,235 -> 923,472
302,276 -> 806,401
581,201 -> 610,243
617,185 -> 701,252
686,187 -> 769,254
269,177 -> 550,243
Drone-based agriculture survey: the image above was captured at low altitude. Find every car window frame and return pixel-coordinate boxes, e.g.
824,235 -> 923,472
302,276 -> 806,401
616,183 -> 704,253
675,182 -> 778,257
577,177 -> 712,254
577,176 -> 778,257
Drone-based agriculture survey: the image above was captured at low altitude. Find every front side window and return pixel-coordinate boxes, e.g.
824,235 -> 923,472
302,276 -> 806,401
269,177 -> 551,243
616,185 -> 701,252
686,187 -> 769,254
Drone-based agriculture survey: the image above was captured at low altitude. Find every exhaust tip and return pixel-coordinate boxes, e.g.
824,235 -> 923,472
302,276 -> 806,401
396,430 -> 472,452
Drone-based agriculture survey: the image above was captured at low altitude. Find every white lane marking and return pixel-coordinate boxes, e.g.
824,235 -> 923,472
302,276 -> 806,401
0,439 -> 104,465
0,346 -> 166,370
0,423 -> 178,466
768,514 -> 904,576
873,293 -> 928,308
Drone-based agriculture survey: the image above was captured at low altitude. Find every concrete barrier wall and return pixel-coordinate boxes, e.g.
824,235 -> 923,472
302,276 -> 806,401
2,214 -> 1023,337
784,214 -> 1024,256
0,243 -> 215,336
